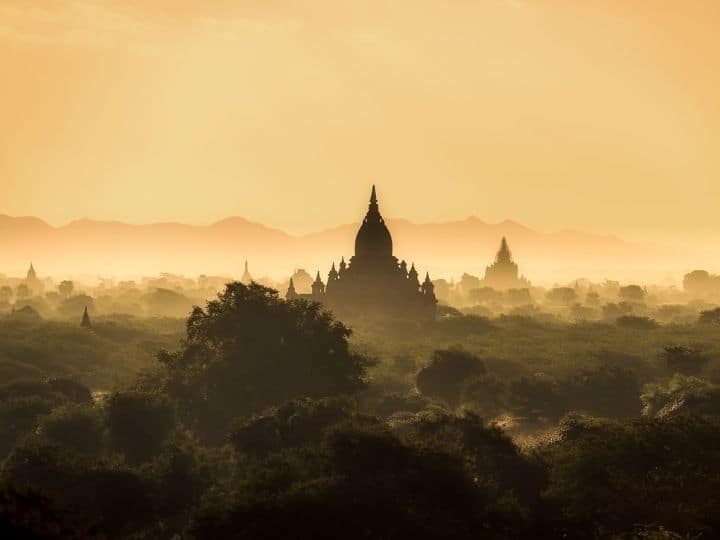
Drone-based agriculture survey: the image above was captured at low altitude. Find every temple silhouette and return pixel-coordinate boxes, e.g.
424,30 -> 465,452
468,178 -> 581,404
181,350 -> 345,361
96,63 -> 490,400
286,186 -> 437,322
81,306 -> 92,328
481,237 -> 530,290
241,260 -> 253,284
24,262 -> 43,296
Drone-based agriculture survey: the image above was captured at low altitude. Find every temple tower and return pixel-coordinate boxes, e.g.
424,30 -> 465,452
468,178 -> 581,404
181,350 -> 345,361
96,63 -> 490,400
241,260 -> 253,284
81,306 -> 92,328
482,237 -> 530,290
285,186 -> 436,322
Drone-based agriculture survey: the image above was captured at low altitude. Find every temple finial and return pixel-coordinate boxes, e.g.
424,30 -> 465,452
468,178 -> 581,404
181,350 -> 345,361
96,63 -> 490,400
370,185 -> 377,204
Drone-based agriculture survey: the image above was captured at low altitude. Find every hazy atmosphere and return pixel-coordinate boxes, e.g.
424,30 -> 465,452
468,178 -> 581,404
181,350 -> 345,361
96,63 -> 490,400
2,1 -> 719,244
2,3 -> 720,540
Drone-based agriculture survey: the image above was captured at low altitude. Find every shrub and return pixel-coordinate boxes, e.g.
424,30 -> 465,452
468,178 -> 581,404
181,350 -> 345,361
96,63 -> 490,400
661,346 -> 710,375
615,315 -> 658,330
416,348 -> 486,408
39,405 -> 105,455
106,391 -> 174,464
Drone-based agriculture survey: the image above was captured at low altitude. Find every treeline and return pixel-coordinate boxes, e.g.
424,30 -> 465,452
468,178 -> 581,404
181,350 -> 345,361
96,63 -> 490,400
0,283 -> 719,538
0,316 -> 183,388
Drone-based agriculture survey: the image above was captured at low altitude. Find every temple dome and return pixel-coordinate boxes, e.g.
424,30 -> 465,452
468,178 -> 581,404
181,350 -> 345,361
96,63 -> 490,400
354,185 -> 393,258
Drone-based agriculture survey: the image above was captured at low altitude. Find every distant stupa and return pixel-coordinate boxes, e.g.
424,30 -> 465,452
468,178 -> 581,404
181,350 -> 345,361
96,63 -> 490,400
288,269 -> 313,294
24,262 -> 43,295
81,306 -> 92,328
241,260 -> 253,284
481,237 -> 530,290
286,277 -> 297,298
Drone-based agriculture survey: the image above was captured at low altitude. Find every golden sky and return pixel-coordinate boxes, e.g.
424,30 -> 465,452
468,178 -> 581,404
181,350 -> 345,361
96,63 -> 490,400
1,0 -> 718,243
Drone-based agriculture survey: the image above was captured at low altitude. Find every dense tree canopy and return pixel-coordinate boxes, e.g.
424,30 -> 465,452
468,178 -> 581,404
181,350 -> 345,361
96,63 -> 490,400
156,282 -> 369,442
1,282 -> 720,538
416,347 -> 486,408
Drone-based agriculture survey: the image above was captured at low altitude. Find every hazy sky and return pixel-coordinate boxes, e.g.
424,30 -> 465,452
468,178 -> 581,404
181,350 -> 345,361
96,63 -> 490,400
1,1 -> 718,242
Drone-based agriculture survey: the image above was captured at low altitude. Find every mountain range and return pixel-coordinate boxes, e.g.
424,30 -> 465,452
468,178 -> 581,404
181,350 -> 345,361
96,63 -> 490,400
0,214 -> 704,284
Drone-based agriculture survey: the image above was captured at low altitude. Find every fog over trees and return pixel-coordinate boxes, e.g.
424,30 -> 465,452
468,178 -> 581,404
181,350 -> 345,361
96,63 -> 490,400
0,271 -> 720,538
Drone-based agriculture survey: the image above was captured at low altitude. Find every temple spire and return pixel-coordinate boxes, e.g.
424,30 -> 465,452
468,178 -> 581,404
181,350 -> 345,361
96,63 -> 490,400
81,306 -> 92,328
421,272 -> 435,298
328,262 -> 339,282
366,185 -> 380,218
496,237 -> 512,264
311,271 -> 325,296
408,262 -> 419,285
285,277 -> 298,300
241,260 -> 252,284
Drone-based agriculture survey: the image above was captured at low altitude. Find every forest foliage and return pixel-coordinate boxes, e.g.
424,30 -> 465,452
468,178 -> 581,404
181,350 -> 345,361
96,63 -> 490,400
0,282 -> 719,538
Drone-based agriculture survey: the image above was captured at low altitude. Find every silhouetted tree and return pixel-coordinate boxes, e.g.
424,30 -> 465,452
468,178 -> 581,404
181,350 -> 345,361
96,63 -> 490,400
16,284 -> 31,300
699,307 -> 720,325
508,374 -> 564,422
0,487 -> 98,539
2,440 -> 155,536
540,415 -> 720,537
190,420 -> 528,540
106,391 -> 174,464
57,295 -> 94,320
468,286 -> 501,304
157,282 -> 368,443
661,346 -> 710,375
460,374 -> 508,418
141,288 -> 194,317
568,364 -> 641,418
459,273 -> 482,294
619,285 -> 645,302
0,396 -> 55,458
506,287 -> 532,305
546,287 -> 577,305
683,270 -> 720,297
39,405 -> 104,456
431,315 -> 494,338
416,348 -> 486,408
602,301 -> 634,321
585,291 -> 600,306
229,397 -> 355,457
0,286 -> 12,304
641,374 -> 720,417
615,315 -> 658,329
58,280 -> 74,299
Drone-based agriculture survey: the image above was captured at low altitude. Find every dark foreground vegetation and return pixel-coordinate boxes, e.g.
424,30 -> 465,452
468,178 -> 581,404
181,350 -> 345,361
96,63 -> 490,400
2,282 -> 720,539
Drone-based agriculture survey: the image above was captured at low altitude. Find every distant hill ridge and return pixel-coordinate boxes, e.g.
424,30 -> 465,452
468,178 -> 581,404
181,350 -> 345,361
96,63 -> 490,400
0,214 -> 687,282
